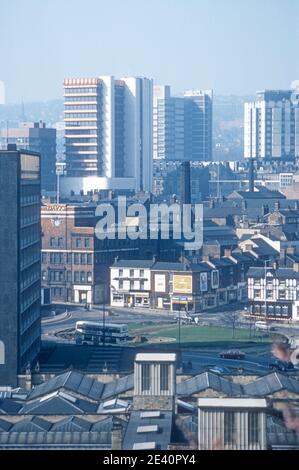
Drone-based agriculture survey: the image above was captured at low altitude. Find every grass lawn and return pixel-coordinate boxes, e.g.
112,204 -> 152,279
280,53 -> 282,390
128,322 -> 270,344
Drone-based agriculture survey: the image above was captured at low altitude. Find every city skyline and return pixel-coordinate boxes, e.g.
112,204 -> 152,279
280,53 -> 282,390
1,0 -> 298,103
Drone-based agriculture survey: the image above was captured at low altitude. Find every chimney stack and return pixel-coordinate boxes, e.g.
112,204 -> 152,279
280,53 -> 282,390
249,157 -> 255,193
180,161 -> 191,205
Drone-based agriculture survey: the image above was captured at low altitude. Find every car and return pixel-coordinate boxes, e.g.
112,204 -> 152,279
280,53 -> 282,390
209,366 -> 231,374
268,360 -> 294,371
219,349 -> 246,360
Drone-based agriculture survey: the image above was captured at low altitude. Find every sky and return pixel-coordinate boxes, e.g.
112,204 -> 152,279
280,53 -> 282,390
0,0 -> 298,103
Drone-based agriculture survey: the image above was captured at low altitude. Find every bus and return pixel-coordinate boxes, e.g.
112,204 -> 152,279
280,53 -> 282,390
75,321 -> 129,345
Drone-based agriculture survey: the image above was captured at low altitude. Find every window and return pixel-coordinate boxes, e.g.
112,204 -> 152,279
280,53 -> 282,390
74,253 -> 80,265
141,363 -> 151,391
84,238 -> 90,248
50,237 -> 56,247
80,253 -> 86,265
119,280 -> 124,289
140,269 -> 144,278
87,272 -> 92,283
42,271 -> 47,281
87,254 -> 92,265
42,253 -> 47,263
67,253 -> 72,264
76,238 -> 82,248
58,238 -> 63,247
74,272 -> 80,282
248,412 -> 259,446
224,411 -> 235,445
160,364 -> 169,391
66,271 -> 72,282
80,271 -> 86,282
130,269 -> 134,277
119,269 -> 123,277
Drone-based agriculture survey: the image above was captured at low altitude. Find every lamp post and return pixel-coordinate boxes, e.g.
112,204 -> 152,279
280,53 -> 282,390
102,290 -> 106,347
178,303 -> 181,348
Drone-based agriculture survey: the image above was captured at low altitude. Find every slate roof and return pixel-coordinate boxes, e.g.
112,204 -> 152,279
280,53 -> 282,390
0,431 -> 111,449
101,374 -> 134,400
20,391 -> 97,415
28,370 -> 104,401
243,373 -> 299,396
177,372 -> 243,396
112,260 -> 154,269
177,372 -> 299,398
51,416 -> 92,432
267,415 -> 299,449
252,238 -> 279,254
0,419 -> 12,432
0,399 -> 22,415
122,410 -> 173,451
10,417 -> 51,432
248,267 -> 299,280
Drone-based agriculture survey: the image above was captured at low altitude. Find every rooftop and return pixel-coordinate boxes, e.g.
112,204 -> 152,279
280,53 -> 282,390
198,398 -> 267,408
135,353 -> 176,363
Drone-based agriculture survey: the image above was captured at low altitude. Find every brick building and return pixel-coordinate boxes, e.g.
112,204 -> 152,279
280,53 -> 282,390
41,202 -> 175,304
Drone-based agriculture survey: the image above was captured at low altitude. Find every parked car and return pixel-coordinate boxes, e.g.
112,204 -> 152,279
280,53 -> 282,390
209,366 -> 231,374
219,349 -> 246,360
268,360 -> 294,371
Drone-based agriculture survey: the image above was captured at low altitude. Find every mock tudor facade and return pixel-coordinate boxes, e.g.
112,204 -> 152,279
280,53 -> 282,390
248,264 -> 299,321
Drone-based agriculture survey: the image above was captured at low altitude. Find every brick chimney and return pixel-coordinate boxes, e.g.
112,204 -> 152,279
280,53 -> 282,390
287,246 -> 296,255
224,249 -> 232,257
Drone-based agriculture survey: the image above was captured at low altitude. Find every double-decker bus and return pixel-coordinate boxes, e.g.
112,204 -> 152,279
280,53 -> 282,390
75,321 -> 129,345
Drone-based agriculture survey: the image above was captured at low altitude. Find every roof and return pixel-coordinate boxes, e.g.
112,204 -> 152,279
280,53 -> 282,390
101,374 -> 134,400
177,372 -> 243,396
177,371 -> 299,398
135,353 -> 176,363
10,417 -> 52,432
122,410 -> 173,450
267,415 -> 299,449
198,398 -> 267,408
21,391 -> 97,415
111,260 -> 154,269
0,431 -> 112,449
0,419 -> 12,432
243,373 -> 299,396
28,370 -> 104,401
51,416 -> 92,432
0,399 -> 22,415
248,267 -> 299,280
228,188 -> 286,200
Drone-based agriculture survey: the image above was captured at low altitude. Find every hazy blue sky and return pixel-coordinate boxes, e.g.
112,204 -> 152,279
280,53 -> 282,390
1,0 -> 298,103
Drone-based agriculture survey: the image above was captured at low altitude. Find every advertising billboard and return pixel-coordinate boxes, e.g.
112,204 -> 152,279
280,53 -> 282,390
173,275 -> 192,293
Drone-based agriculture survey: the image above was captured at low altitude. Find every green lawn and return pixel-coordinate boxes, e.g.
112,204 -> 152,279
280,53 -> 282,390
128,322 -> 270,344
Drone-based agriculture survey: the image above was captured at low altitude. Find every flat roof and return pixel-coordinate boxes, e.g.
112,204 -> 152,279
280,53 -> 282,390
135,353 -> 176,363
198,398 -> 267,408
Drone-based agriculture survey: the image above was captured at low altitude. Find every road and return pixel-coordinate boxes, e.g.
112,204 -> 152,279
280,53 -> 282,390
181,350 -> 274,374
40,302 -> 292,375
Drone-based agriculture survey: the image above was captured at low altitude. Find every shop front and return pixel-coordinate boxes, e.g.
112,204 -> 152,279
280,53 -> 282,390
171,295 -> 194,312
73,285 -> 92,304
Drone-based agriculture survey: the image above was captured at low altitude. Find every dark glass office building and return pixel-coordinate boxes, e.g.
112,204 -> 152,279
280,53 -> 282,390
0,145 -> 41,387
